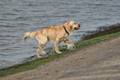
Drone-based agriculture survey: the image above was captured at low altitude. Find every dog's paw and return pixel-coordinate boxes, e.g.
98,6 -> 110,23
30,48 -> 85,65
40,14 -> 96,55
37,56 -> 42,58
57,51 -> 62,54
67,44 -> 76,50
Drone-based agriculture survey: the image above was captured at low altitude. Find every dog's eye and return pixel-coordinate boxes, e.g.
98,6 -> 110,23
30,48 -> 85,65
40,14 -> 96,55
74,23 -> 76,25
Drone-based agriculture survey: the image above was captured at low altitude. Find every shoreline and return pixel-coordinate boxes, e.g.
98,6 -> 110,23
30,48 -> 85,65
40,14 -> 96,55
0,33 -> 120,80
0,31 -> 120,78
0,23 -> 120,70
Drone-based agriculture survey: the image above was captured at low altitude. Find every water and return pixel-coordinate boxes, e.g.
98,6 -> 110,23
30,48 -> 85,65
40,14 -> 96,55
0,0 -> 120,69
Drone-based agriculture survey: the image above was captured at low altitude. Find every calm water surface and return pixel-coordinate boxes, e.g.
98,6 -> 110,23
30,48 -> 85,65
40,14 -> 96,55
0,0 -> 120,68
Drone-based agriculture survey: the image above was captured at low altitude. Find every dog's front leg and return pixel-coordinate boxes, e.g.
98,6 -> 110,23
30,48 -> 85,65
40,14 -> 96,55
64,39 -> 76,50
54,39 -> 62,54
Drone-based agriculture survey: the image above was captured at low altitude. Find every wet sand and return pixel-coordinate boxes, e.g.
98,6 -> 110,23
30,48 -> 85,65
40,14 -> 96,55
0,36 -> 120,80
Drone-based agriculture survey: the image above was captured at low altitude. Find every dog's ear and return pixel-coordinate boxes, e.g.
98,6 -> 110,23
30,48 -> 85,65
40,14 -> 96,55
64,21 -> 74,35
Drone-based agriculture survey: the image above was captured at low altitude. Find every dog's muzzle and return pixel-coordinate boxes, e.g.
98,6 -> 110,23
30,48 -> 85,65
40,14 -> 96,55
74,24 -> 80,30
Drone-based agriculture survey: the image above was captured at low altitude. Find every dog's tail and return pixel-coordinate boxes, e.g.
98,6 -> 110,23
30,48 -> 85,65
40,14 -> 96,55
23,32 -> 37,43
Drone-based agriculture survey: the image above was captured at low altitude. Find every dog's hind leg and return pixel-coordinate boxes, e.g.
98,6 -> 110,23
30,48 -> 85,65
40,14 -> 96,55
36,36 -> 48,58
36,45 -> 46,58
36,48 -> 42,58
36,42 -> 47,58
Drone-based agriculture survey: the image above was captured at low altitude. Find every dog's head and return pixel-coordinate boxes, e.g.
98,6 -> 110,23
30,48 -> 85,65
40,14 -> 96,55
64,21 -> 80,34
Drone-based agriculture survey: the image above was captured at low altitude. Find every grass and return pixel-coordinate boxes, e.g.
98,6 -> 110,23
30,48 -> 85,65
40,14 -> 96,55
0,25 -> 120,77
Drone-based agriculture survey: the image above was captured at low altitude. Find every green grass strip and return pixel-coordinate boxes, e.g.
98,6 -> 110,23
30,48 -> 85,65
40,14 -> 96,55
0,32 -> 120,77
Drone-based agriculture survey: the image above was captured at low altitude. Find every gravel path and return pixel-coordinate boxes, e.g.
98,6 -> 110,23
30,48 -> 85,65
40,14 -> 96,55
1,36 -> 120,80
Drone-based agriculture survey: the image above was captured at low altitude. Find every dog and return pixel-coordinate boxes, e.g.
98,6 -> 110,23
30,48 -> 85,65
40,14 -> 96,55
23,20 -> 80,58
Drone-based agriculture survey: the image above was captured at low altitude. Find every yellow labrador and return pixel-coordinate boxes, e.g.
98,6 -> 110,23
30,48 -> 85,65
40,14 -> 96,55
23,21 -> 80,58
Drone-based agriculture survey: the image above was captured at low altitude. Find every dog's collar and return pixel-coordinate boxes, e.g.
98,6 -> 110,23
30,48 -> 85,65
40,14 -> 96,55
63,25 -> 69,35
